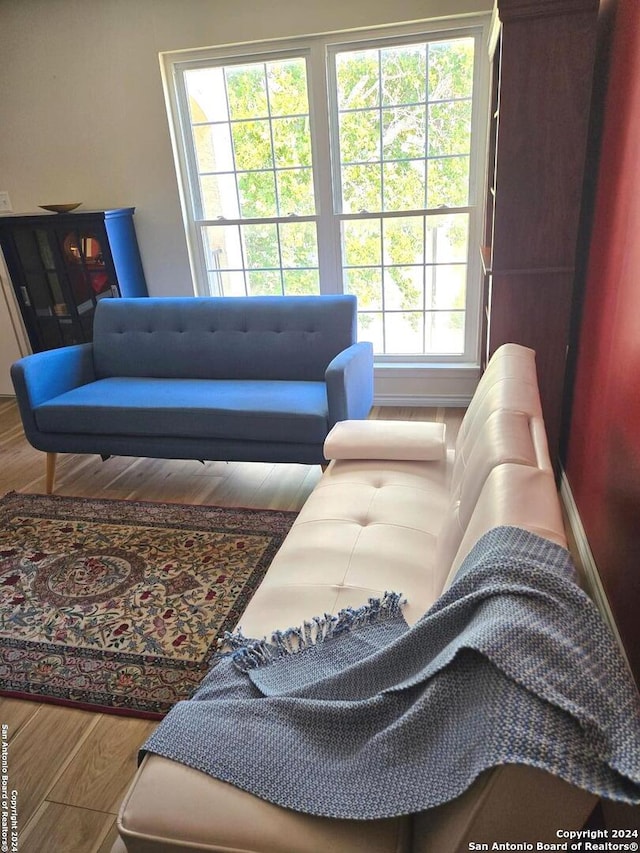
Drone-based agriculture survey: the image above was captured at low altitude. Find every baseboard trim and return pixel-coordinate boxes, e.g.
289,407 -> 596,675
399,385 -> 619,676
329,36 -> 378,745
559,468 -> 632,675
373,395 -> 470,407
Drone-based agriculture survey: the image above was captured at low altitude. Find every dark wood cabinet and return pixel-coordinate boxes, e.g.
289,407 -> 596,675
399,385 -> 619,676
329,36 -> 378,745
481,0 -> 598,465
0,207 -> 147,353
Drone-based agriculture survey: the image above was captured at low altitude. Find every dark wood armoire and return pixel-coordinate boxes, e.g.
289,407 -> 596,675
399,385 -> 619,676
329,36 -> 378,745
481,0 -> 599,465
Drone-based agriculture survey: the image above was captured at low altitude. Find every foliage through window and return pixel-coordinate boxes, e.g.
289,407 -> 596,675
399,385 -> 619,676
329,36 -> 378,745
168,22 -> 488,359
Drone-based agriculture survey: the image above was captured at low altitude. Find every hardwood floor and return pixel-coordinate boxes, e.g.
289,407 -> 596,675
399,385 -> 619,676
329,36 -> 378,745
0,397 -> 463,852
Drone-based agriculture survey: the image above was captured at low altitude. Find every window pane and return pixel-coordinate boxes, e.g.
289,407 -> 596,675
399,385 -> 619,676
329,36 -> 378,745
193,124 -> 234,173
206,270 -> 223,296
385,311 -> 424,353
203,224 -> 242,271
218,270 -> 247,296
238,171 -> 278,217
357,312 -> 384,350
428,39 -> 474,101
382,160 -> 425,211
342,218 -> 382,267
382,105 -> 425,160
335,29 -> 477,353
425,214 -> 468,263
200,174 -> 239,219
384,267 -> 423,310
340,110 -> 380,164
202,209 -> 318,297
337,36 -> 475,220
232,120 -> 273,170
267,58 -> 309,116
381,45 -> 427,106
276,168 -> 315,216
428,101 -> 472,157
383,216 -> 424,265
188,57 -> 314,224
342,209 -> 471,354
185,67 -> 229,123
241,223 -> 280,269
247,270 -> 283,295
425,264 -> 466,310
424,310 -> 465,354
342,164 -> 382,213
283,269 -> 320,295
225,64 -> 269,119
344,268 -> 383,310
336,51 -> 380,110
279,221 -> 318,268
193,125 -> 215,173
273,117 -> 312,167
426,156 -> 469,208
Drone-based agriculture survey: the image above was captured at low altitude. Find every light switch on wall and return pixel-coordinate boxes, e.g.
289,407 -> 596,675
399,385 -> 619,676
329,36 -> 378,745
0,192 -> 13,212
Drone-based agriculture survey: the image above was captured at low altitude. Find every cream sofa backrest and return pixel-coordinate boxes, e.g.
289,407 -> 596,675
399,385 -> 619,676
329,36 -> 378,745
453,346 -> 546,482
450,378 -> 548,495
435,409 -> 540,573
435,344 -> 558,585
442,462 -> 567,591
455,344 -> 542,454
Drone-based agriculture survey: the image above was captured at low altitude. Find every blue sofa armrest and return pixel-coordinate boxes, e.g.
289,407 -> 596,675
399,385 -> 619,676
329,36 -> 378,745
325,341 -> 374,428
10,343 -> 96,443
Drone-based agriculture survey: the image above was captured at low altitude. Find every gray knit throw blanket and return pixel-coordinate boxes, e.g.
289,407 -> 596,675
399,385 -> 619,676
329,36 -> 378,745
142,526 -> 640,819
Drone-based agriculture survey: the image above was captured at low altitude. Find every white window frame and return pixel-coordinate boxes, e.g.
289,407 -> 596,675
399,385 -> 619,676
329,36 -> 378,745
160,16 -> 491,376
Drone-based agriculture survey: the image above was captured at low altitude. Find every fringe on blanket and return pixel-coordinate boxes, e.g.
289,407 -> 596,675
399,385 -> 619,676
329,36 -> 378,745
216,591 -> 406,673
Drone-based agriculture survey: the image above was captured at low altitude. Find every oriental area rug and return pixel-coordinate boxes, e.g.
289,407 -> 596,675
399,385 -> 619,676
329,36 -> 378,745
0,491 -> 296,718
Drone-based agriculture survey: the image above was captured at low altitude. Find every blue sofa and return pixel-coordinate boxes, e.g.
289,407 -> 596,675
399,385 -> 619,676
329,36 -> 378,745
10,295 -> 374,493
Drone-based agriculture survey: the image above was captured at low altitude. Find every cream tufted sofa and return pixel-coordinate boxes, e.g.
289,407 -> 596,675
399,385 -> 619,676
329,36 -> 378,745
112,344 -> 597,853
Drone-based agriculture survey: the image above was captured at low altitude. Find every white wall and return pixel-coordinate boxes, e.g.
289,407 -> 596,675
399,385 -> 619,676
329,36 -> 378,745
0,264 -> 28,394
0,0 -> 491,298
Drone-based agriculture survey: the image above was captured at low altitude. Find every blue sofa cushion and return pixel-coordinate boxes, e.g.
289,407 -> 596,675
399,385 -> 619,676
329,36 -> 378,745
34,378 -> 330,445
92,296 -> 357,382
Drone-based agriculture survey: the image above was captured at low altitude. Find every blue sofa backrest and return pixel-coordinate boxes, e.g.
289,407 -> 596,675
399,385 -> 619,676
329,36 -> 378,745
92,295 -> 358,381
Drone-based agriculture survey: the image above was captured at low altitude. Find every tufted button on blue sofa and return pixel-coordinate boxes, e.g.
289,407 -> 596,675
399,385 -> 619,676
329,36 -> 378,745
10,295 -> 374,493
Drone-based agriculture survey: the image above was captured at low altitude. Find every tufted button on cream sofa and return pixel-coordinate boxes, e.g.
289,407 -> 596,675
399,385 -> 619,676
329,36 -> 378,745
112,344 -> 597,853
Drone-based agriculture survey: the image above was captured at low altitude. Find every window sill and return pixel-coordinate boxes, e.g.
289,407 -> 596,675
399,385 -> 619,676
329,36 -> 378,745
373,361 -> 481,407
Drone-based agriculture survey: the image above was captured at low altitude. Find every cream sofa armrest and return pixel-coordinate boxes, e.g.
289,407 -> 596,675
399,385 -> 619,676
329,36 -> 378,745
412,765 -> 596,853
324,419 -> 446,461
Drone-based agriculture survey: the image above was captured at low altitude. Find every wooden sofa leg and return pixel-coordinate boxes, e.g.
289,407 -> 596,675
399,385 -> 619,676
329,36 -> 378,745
45,452 -> 57,495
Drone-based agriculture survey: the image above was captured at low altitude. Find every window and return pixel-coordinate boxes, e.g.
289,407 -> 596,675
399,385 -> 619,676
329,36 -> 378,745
164,20 -> 489,362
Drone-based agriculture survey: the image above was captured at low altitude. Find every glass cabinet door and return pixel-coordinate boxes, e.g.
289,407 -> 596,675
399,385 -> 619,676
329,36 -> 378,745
59,227 -> 119,340
8,224 -> 121,351
12,227 -> 82,349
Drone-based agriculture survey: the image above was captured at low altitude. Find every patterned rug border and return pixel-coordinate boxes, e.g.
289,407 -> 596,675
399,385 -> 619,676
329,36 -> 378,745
0,490 -> 298,531
0,490 -> 297,718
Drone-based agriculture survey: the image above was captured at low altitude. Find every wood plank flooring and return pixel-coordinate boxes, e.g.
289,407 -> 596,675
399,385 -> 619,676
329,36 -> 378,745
0,397 -> 462,852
